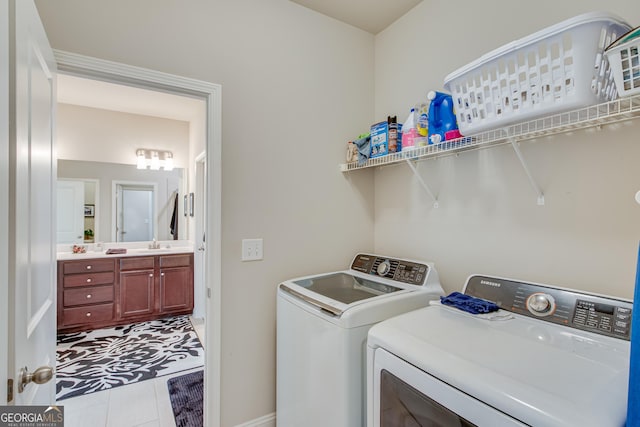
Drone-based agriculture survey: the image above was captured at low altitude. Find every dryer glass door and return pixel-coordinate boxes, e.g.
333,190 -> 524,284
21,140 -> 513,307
380,369 -> 477,426
293,273 -> 401,304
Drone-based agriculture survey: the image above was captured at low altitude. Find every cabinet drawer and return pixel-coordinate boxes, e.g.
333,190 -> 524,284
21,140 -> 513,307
63,272 -> 114,288
63,303 -> 114,326
120,257 -> 155,271
63,259 -> 115,274
64,286 -> 113,307
159,254 -> 192,268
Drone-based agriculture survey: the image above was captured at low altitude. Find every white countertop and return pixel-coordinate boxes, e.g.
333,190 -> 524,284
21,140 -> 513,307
56,240 -> 194,261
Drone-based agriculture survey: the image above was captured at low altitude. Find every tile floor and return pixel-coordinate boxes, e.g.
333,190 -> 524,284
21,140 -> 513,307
57,317 -> 206,427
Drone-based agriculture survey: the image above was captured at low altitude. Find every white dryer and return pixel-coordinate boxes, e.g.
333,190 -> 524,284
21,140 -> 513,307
367,274 -> 632,427
276,253 -> 444,427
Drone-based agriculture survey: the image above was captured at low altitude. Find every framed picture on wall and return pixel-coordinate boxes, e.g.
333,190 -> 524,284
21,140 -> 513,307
84,204 -> 95,217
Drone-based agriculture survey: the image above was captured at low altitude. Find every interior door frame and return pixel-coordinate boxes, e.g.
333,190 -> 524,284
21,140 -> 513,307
1,0 -> 10,406
193,151 -> 206,319
53,50 -> 222,426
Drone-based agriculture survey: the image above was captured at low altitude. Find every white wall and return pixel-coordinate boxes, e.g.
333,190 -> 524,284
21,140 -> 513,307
35,1 -> 376,425
57,103 -> 190,168
374,0 -> 640,299
187,110 -> 206,244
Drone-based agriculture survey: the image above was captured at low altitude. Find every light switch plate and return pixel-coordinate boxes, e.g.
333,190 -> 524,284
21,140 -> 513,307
242,238 -> 263,261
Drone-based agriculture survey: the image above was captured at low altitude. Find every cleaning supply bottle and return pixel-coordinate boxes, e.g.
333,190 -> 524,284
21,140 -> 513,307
416,103 -> 429,137
387,115 -> 398,153
401,108 -> 418,150
427,91 -> 458,144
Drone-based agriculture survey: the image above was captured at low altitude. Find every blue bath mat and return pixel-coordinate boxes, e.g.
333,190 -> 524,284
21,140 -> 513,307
168,369 -> 204,427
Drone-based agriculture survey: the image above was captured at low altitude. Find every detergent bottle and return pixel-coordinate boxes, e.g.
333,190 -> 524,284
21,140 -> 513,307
416,103 -> 429,137
401,108 -> 418,150
427,91 -> 458,144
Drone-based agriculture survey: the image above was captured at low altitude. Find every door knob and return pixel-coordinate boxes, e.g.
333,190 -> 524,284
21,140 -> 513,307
18,366 -> 54,393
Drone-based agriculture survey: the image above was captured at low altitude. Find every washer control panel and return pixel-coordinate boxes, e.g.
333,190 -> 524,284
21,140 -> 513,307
464,275 -> 632,340
350,254 -> 430,286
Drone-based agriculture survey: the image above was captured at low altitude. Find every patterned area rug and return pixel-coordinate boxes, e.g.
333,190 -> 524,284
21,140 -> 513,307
56,316 -> 204,401
168,370 -> 204,427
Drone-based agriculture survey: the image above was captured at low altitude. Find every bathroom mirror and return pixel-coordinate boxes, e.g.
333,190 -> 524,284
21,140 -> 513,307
57,159 -> 186,244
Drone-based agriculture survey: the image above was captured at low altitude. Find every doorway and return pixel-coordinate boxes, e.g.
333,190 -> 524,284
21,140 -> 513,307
114,182 -> 156,242
54,51 -> 222,427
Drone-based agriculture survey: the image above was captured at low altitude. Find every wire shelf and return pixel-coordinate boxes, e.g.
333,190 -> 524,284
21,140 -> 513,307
340,94 -> 640,172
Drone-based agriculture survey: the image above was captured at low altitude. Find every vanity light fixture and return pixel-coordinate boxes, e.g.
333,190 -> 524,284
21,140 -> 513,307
135,149 -> 175,171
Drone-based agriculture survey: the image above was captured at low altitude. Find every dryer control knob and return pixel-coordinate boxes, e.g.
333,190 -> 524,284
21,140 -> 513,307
527,293 -> 555,316
377,260 -> 391,276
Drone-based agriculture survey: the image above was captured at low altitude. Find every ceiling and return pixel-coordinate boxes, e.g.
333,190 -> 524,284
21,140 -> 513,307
57,74 -> 205,123
289,0 -> 422,34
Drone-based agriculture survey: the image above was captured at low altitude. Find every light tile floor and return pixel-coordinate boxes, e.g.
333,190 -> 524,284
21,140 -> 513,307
57,317 -> 206,427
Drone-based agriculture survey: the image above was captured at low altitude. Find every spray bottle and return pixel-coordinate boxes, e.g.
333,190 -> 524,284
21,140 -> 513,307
401,108 -> 418,150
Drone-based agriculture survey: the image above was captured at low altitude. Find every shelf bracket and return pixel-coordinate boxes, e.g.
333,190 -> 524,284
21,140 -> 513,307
404,159 -> 439,208
507,134 -> 544,206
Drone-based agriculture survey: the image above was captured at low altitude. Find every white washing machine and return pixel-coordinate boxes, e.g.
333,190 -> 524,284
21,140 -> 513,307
367,274 -> 632,427
276,253 -> 444,427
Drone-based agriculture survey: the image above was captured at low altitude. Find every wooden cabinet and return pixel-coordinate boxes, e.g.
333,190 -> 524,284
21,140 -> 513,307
57,252 -> 194,332
159,254 -> 194,314
119,257 -> 155,318
57,259 -> 116,330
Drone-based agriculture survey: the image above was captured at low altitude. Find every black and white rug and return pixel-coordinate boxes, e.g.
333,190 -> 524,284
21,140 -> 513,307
56,316 -> 204,401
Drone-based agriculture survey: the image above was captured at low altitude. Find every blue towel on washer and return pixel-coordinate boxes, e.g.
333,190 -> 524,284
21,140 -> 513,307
440,292 -> 499,314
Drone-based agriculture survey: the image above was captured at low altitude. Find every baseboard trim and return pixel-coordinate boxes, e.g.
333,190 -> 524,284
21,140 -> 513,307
234,412 -> 276,427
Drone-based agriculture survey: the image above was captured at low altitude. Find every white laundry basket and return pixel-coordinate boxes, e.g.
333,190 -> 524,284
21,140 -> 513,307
605,27 -> 640,97
444,12 -> 631,136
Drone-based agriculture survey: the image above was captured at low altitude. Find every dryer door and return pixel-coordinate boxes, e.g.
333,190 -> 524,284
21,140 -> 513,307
372,348 -> 527,427
380,369 -> 477,426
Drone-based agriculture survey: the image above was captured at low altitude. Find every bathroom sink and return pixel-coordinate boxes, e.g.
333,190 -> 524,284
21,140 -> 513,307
128,247 -> 192,255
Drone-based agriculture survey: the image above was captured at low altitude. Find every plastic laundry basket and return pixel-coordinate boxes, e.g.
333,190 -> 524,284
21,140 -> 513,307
605,26 -> 640,97
444,12 -> 631,136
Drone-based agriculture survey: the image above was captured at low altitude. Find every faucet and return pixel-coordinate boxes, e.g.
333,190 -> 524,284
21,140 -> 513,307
149,239 -> 160,249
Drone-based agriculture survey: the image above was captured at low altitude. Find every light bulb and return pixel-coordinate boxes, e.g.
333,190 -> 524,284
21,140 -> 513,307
136,150 -> 147,169
150,151 -> 160,170
164,152 -> 174,171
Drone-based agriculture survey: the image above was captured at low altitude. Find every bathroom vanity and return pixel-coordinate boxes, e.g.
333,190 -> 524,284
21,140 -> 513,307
57,250 -> 194,332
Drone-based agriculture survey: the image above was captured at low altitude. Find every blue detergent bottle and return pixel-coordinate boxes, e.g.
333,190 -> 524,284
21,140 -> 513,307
427,91 -> 457,144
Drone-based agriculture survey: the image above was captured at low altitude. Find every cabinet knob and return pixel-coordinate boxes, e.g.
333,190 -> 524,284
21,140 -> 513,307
86,294 -> 92,299
86,278 -> 92,283
86,265 -> 92,270
149,274 -> 153,277
161,273 -> 165,277
86,312 -> 91,317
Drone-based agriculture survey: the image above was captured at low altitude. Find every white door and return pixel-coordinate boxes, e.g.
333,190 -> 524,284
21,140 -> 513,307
116,184 -> 155,242
122,187 -> 153,242
56,180 -> 84,244
5,0 -> 57,405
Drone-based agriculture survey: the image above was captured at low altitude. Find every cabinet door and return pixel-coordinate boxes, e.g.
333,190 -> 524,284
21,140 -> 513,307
159,266 -> 193,313
119,269 -> 155,318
